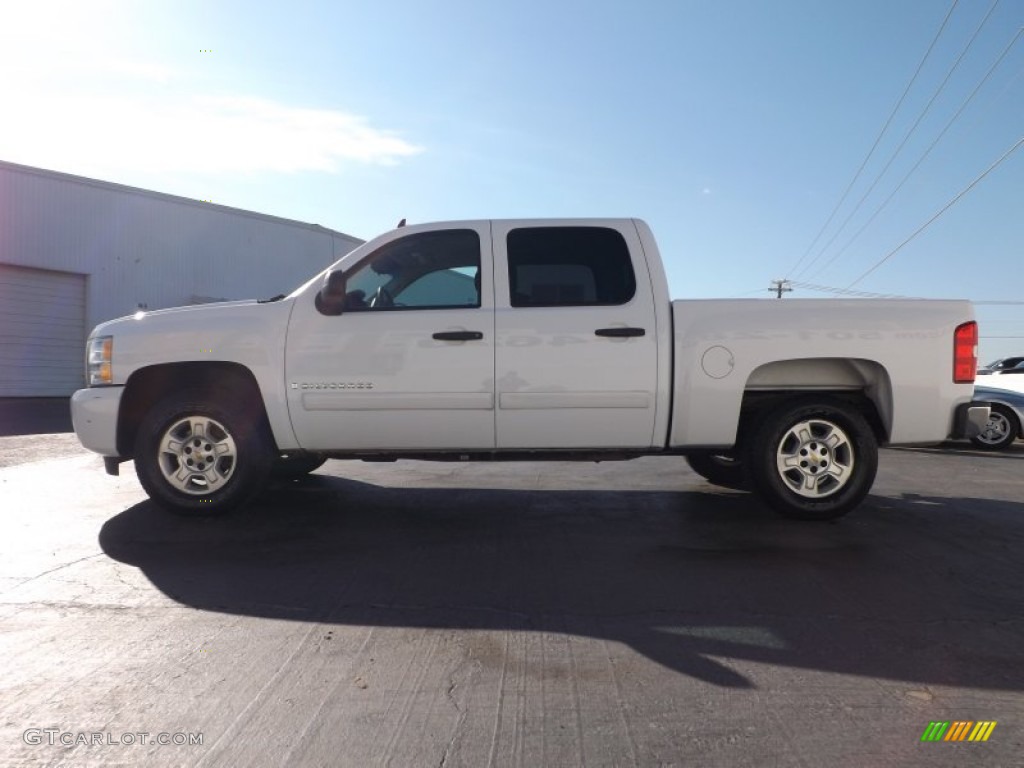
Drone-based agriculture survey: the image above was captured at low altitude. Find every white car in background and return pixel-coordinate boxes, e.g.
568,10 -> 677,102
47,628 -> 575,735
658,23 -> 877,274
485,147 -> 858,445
974,365 -> 1024,395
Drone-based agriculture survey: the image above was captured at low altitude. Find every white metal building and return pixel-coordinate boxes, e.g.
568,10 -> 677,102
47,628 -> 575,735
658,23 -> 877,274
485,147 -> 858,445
0,159 -> 362,397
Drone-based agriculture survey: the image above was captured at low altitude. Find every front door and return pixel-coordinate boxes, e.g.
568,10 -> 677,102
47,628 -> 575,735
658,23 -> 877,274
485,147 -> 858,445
285,223 -> 495,451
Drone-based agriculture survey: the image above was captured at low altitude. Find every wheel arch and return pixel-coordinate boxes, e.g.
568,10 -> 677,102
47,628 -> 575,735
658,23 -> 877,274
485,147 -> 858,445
741,358 -> 892,444
117,362 -> 277,457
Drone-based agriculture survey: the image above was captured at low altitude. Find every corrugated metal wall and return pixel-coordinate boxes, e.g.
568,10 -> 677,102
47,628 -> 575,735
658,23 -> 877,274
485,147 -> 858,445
0,159 -> 363,396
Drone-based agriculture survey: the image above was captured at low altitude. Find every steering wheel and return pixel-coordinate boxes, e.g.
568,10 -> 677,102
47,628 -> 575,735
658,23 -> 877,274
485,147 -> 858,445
369,286 -> 395,308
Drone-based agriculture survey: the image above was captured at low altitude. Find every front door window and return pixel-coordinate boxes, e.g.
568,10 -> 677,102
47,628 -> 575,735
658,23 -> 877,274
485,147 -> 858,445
342,229 -> 481,311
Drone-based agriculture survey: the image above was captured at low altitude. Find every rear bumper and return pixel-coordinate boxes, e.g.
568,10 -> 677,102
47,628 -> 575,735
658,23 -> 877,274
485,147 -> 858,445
70,387 -> 123,456
951,401 -> 991,439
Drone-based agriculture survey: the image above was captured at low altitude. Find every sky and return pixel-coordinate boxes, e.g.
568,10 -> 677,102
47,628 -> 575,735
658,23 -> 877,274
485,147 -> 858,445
1,0 -> 1021,361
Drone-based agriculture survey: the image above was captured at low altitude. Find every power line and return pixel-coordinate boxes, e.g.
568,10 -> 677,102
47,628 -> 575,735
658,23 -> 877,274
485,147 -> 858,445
788,280 -> 918,299
846,133 -> 1024,288
797,0 -> 1000,281
800,283 -> 1024,302
808,26 -> 1023,281
786,0 -> 960,278
791,282 -> 1024,304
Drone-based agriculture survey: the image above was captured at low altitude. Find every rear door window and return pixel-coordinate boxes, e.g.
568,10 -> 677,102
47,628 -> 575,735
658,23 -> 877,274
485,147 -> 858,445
506,227 -> 636,307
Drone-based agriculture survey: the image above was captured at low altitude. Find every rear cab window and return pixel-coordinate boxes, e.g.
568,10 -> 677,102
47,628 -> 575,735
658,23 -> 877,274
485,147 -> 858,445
506,227 -> 636,307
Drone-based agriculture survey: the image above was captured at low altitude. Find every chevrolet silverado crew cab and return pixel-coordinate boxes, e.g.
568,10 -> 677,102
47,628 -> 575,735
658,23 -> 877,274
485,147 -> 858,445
71,219 -> 989,521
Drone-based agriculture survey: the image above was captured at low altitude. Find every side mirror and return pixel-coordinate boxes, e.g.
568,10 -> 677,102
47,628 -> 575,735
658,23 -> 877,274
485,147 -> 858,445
315,270 -> 347,315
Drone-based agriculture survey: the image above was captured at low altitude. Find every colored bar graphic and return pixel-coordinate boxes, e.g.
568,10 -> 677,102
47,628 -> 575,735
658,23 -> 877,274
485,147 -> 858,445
968,722 -> 997,742
944,721 -> 972,741
921,721 -> 996,742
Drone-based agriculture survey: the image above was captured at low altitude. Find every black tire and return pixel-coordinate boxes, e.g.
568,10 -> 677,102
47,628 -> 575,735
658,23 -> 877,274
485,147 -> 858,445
272,453 -> 328,479
970,404 -> 1019,451
134,389 -> 275,516
746,397 -> 878,521
685,453 -> 748,490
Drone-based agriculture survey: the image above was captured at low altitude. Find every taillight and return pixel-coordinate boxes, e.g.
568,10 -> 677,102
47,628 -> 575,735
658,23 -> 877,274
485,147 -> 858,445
953,321 -> 977,383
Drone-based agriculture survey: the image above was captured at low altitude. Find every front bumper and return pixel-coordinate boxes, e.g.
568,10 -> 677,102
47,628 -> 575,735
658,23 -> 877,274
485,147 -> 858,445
952,401 -> 992,439
70,386 -> 123,456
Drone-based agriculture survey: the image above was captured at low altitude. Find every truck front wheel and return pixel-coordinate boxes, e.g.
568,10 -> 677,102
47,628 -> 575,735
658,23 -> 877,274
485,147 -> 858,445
746,398 -> 878,521
134,390 -> 275,516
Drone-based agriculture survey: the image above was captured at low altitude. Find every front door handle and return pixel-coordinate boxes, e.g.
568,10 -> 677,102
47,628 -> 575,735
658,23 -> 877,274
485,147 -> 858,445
595,327 -> 645,338
432,331 -> 484,341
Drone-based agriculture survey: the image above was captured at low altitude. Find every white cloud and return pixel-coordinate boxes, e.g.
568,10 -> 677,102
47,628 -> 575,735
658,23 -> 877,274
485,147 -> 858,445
0,3 -> 422,176
0,85 -> 423,175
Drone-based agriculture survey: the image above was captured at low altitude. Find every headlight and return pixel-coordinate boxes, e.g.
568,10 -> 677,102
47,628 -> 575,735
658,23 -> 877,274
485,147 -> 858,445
87,336 -> 113,385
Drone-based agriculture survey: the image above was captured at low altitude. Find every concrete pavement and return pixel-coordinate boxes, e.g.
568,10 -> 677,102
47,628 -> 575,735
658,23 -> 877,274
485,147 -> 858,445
1,440 -> 1022,766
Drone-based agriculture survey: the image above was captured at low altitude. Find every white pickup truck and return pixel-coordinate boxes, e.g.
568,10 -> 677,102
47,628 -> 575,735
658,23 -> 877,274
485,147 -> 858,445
71,218 -> 988,520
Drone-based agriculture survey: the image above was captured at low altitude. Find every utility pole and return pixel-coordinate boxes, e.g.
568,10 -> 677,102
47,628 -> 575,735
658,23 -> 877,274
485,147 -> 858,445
769,279 -> 792,299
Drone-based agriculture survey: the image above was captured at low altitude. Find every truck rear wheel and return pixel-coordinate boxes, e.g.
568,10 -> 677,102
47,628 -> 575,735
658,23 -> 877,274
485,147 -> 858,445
134,390 -> 275,516
685,453 -> 748,490
746,398 -> 877,521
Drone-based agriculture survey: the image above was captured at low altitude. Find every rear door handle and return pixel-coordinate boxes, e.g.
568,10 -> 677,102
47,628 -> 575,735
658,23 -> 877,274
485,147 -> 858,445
595,327 -> 645,338
432,331 -> 484,341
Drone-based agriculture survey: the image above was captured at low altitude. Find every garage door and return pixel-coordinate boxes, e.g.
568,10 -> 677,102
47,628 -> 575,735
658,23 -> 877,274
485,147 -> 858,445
0,265 -> 87,396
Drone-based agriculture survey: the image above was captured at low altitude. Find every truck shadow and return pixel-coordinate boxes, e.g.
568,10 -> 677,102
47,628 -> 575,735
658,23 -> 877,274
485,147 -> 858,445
98,473 -> 1024,691
893,442 -> 1024,460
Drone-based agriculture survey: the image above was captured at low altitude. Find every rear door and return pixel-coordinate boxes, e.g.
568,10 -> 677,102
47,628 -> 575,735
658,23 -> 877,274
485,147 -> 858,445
491,221 -> 659,449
